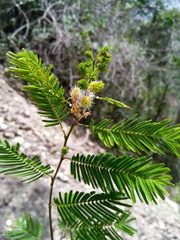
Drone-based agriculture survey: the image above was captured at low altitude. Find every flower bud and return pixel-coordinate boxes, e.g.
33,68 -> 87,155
85,51 -> 93,59
97,62 -> 107,71
88,81 -> 105,93
98,46 -> 110,56
106,53 -> 112,58
103,46 -> 110,52
61,147 -> 69,155
97,56 -> 103,62
89,71 -> 98,80
77,79 -> 89,90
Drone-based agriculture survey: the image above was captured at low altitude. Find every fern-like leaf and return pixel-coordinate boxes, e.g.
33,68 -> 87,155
54,191 -> 132,228
7,50 -> 70,127
4,214 -> 43,240
58,211 -> 136,240
96,97 -> 131,109
83,116 -> 180,157
70,153 -> 173,204
0,140 -> 53,183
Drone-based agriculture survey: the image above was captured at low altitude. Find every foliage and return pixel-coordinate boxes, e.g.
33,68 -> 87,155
70,153 -> 173,204
54,191 -> 132,226
87,117 -> 180,157
0,140 -> 53,183
7,50 -> 70,127
58,210 -> 136,240
1,46 -> 179,240
55,191 -> 136,240
4,214 -> 44,240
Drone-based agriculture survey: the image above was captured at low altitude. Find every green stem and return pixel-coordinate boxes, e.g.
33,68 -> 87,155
78,122 -> 88,128
48,120 -> 76,240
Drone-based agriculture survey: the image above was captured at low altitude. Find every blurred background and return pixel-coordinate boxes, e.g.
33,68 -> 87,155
0,0 -> 180,202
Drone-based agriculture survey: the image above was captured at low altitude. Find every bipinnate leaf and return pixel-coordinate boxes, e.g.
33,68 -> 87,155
7,50 -> 70,127
54,191 -> 131,226
55,191 -> 136,240
70,153 -> 173,204
84,116 -> 180,157
96,96 -> 131,109
0,140 -> 53,183
4,214 -> 43,240
58,211 -> 136,240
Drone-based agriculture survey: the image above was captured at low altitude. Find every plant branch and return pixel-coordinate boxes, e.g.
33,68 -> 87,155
48,120 -> 76,240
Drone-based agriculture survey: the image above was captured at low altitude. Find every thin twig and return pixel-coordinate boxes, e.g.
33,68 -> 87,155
48,120 -> 75,240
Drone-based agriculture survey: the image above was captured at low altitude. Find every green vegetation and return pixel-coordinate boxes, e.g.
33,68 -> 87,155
0,0 -> 180,238
0,45 -> 179,240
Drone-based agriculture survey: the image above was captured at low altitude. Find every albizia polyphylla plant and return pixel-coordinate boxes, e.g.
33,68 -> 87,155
0,45 -> 179,240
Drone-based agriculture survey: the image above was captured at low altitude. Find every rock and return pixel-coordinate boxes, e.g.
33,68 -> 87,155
23,111 -> 30,118
57,172 -> 69,182
23,142 -> 32,149
0,123 -> 8,130
3,131 -> 15,139
0,105 -> 8,113
12,136 -> 25,144
15,129 -> 23,136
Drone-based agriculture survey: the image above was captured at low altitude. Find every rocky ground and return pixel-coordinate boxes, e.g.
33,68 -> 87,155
0,65 -> 180,240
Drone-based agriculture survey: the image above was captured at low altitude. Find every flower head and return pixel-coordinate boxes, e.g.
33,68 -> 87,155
70,87 -> 80,99
70,86 -> 94,120
80,96 -> 92,108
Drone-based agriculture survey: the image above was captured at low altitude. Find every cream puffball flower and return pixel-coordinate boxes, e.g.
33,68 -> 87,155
70,87 -> 81,98
78,90 -> 95,109
70,86 -> 95,119
80,96 -> 92,108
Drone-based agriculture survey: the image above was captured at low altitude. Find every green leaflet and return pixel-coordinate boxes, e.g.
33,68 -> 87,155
96,97 -> 131,109
70,153 -> 173,204
54,191 -> 131,226
58,211 -> 136,240
55,191 -> 136,240
85,116 -> 180,157
0,140 -> 53,183
4,214 -> 43,240
7,50 -> 70,127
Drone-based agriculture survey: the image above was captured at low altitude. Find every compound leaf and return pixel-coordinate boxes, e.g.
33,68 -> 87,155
7,50 -> 70,127
0,140 -> 53,183
4,214 -> 43,240
70,153 -> 173,204
83,116 -> 180,158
